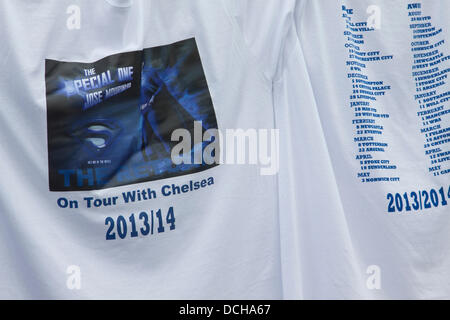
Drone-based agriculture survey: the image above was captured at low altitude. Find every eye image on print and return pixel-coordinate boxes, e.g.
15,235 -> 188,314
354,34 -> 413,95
45,38 -> 218,191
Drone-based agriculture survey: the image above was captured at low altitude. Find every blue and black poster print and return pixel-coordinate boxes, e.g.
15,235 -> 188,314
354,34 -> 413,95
45,38 -> 218,191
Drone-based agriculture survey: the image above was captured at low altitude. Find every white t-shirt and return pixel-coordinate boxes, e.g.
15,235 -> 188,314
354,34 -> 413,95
293,0 -> 450,299
0,0 -> 295,299
274,11 -> 367,299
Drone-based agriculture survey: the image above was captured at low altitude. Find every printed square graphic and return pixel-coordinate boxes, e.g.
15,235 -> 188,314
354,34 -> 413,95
45,38 -> 218,191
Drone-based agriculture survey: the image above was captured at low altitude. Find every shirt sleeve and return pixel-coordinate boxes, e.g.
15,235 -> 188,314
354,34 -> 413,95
225,0 -> 298,82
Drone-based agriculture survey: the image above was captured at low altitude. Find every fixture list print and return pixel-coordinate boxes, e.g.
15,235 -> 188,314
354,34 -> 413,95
342,5 -> 398,183
408,2 -> 450,177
